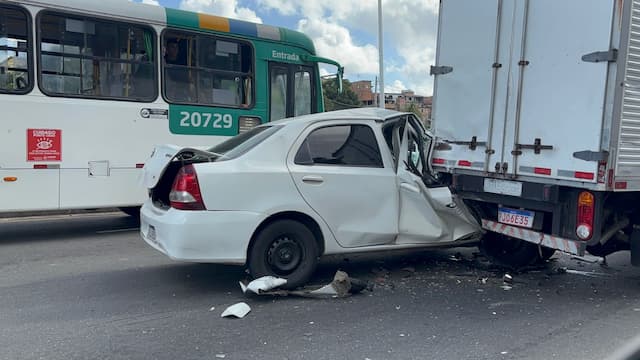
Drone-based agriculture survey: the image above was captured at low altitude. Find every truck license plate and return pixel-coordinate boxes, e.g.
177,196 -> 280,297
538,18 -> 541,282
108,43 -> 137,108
498,207 -> 534,228
483,178 -> 523,197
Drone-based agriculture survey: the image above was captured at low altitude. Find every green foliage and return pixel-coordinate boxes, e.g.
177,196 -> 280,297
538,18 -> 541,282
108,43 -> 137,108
404,102 -> 422,119
322,79 -> 361,111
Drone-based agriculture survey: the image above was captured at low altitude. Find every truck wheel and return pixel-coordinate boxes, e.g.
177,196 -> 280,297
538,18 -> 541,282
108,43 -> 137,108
480,232 -> 541,269
248,219 -> 319,289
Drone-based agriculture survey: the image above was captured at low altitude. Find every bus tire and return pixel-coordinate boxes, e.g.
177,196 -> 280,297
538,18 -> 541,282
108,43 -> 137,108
480,232 -> 541,269
248,219 -> 319,289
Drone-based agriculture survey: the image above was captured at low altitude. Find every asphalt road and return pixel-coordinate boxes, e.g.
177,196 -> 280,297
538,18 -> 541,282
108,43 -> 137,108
2,213 -> 640,360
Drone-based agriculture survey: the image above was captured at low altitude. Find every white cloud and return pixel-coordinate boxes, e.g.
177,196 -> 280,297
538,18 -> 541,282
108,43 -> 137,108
257,0 -> 439,95
385,80 -> 406,94
298,18 -> 379,79
141,0 -> 160,5
179,0 -> 262,23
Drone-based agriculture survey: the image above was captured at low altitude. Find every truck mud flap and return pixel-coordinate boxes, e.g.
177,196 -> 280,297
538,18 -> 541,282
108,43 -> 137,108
482,219 -> 586,256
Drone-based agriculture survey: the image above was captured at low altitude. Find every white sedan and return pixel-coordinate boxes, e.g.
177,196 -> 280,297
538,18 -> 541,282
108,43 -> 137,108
140,108 -> 480,288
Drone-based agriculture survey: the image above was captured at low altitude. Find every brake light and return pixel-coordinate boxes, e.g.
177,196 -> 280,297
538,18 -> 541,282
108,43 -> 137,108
169,165 -> 206,210
576,191 -> 594,240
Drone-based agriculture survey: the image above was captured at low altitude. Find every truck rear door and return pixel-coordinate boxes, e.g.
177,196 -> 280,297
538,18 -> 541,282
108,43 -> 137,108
431,0 -> 499,172
433,0 -> 614,183
503,0 -> 613,182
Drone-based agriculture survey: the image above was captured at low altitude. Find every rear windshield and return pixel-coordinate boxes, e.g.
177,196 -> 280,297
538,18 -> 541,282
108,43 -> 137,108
208,125 -> 281,160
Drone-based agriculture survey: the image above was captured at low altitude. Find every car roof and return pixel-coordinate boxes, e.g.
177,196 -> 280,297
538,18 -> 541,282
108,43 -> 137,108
271,108 -> 412,126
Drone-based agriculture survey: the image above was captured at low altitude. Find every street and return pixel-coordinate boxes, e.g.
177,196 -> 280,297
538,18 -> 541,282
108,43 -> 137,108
2,213 -> 640,360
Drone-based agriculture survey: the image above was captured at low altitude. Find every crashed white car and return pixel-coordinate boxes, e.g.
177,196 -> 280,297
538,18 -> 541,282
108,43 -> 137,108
140,108 -> 480,288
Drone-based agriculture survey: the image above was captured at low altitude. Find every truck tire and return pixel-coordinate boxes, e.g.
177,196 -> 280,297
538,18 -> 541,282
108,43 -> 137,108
480,232 -> 541,269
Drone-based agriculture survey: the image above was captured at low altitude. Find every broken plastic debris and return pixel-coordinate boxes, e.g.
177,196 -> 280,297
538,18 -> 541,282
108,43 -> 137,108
557,267 -> 610,277
478,277 -> 488,284
240,276 -> 288,294
215,355 -> 226,359
501,285 -> 513,291
503,274 -> 513,284
221,302 -> 251,318
241,271 -> 373,298
209,306 -> 216,311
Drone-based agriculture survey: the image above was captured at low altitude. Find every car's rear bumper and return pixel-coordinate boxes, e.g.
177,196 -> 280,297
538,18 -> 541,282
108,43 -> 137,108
140,199 -> 263,264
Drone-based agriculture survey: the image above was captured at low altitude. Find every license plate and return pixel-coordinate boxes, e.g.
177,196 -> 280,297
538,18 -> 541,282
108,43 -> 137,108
148,225 -> 156,241
484,178 -> 523,197
498,207 -> 534,228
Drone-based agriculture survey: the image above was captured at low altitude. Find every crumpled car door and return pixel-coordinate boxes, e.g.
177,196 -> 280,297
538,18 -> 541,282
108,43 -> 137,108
394,115 -> 480,244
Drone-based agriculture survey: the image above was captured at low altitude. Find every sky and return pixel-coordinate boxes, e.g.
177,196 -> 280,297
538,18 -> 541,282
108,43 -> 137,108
135,0 -> 439,96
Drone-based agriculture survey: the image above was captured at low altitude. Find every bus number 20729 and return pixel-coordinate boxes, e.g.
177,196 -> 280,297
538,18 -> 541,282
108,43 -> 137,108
179,111 -> 232,129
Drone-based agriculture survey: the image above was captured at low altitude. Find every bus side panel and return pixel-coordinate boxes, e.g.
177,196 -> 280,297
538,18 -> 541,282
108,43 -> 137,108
59,169 -> 144,209
0,169 -> 59,211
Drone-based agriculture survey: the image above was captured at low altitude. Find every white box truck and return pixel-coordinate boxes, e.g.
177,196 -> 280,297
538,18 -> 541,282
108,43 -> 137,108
431,0 -> 640,267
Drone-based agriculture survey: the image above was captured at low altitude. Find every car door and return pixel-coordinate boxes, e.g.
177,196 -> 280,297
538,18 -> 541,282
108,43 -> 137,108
395,115 -> 479,244
287,120 -> 398,248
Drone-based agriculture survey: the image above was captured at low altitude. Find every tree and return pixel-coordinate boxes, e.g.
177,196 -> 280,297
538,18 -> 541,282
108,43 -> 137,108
322,78 -> 361,111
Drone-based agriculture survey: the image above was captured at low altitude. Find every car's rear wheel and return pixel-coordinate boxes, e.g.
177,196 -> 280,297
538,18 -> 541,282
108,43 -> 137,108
248,219 -> 319,289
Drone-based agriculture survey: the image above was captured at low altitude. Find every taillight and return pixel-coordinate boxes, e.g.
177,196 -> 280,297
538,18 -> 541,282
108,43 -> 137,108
576,191 -> 594,240
169,165 -> 206,210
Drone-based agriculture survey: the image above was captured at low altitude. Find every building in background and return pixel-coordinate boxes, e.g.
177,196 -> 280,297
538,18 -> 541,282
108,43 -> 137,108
349,80 -> 432,127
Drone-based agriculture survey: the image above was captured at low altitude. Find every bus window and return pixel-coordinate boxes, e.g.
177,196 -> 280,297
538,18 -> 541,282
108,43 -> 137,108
0,4 -> 31,94
162,30 -> 253,107
294,69 -> 312,116
270,64 -> 315,121
38,12 -> 156,101
270,66 -> 288,121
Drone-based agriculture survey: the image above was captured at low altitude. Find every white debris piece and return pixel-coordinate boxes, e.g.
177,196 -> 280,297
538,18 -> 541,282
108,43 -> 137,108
209,306 -> 216,311
240,276 -> 288,294
564,269 -> 610,277
215,354 -> 226,359
221,302 -> 251,318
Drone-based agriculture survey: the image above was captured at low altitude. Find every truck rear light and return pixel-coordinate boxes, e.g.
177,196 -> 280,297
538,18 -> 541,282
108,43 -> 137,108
458,160 -> 472,167
576,191 -> 594,240
432,158 -> 446,165
169,164 -> 206,210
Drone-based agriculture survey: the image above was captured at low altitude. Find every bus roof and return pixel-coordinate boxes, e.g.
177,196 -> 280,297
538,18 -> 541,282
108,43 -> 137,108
14,0 -> 316,54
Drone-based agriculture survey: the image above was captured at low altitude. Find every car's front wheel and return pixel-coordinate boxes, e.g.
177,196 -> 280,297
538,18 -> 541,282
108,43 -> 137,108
248,219 -> 319,289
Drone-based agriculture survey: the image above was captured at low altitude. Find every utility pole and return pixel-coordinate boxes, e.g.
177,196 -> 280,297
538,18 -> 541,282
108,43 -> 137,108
374,76 -> 378,107
378,0 -> 385,109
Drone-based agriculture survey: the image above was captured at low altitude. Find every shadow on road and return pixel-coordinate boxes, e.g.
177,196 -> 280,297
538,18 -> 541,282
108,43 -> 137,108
0,213 -> 140,245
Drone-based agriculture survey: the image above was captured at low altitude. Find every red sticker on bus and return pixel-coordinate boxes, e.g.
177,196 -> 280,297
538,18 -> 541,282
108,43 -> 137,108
27,129 -> 61,161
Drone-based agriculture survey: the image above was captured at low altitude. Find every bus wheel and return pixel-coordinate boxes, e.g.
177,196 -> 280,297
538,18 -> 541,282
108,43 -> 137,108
119,206 -> 141,218
248,219 -> 319,289
480,232 -> 541,269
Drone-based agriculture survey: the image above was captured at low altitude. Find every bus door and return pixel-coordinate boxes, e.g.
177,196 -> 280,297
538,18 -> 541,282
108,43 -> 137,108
269,63 -> 315,121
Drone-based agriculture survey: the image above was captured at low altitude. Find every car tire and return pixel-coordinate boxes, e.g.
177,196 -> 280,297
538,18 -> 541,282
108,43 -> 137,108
248,219 -> 319,289
480,232 -> 541,269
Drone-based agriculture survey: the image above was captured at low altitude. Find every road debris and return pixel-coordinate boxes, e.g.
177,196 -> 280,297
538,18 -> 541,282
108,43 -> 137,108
478,277 -> 488,284
221,302 -> 251,318
503,273 -> 513,284
556,267 -> 610,277
209,306 -> 216,311
215,354 -> 226,359
240,276 -> 287,294
240,271 -> 373,298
